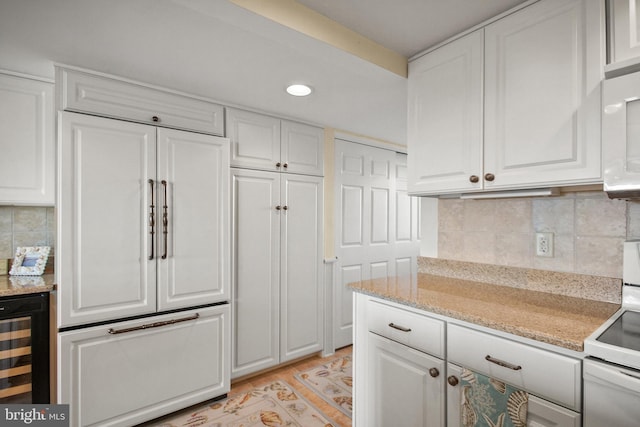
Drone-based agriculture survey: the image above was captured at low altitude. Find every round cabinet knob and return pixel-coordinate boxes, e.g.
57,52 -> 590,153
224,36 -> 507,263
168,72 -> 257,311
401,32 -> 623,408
484,173 -> 495,182
283,163 -> 288,169
276,205 -> 281,210
429,368 -> 440,378
469,175 -> 479,183
447,376 -> 459,386
152,116 -> 160,122
282,205 -> 288,211
276,162 -> 282,168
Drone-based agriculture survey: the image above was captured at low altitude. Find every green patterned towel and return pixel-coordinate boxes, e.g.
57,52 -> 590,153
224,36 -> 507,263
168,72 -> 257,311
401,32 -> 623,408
460,368 -> 528,427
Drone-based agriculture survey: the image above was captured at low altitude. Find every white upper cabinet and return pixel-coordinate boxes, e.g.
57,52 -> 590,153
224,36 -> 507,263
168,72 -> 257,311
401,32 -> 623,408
483,0 -> 603,190
0,72 -> 54,205
408,30 -> 484,194
607,0 -> 640,75
58,66 -> 224,135
227,108 -> 324,176
407,0 -> 604,195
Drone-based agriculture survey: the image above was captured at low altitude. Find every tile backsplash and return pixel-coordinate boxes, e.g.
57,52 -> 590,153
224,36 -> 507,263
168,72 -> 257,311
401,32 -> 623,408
437,191 -> 638,278
0,206 -> 56,260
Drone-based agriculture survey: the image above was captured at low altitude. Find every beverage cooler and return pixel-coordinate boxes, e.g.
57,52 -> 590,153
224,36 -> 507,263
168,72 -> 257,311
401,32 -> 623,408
0,292 -> 49,404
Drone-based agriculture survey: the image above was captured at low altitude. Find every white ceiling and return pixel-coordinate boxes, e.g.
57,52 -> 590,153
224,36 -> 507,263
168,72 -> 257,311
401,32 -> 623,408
297,0 -> 529,58
0,0 -> 527,145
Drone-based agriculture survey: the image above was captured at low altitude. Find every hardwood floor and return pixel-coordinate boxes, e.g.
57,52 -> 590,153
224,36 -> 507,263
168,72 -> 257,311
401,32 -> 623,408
230,345 -> 353,427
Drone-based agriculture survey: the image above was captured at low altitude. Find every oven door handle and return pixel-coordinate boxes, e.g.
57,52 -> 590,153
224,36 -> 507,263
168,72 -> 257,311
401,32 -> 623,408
586,360 -> 640,393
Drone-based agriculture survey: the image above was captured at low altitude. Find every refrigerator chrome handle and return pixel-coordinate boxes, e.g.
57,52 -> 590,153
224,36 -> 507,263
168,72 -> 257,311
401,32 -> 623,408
148,179 -> 155,260
161,180 -> 168,260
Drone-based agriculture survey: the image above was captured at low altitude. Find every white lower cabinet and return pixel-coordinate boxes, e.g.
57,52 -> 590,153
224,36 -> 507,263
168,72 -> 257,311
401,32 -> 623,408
447,363 -> 581,427
59,305 -> 230,427
354,296 -> 445,427
368,333 -> 445,427
354,294 -> 583,427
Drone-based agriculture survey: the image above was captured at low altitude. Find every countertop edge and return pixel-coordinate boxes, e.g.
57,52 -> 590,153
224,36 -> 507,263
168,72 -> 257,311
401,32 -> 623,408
349,274 -> 620,353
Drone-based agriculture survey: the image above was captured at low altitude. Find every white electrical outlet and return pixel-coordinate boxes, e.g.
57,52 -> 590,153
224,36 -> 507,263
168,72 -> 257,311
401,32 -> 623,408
535,232 -> 554,257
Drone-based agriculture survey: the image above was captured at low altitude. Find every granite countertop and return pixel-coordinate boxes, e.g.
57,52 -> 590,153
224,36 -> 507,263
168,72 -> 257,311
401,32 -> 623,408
0,274 -> 56,297
349,273 -> 621,352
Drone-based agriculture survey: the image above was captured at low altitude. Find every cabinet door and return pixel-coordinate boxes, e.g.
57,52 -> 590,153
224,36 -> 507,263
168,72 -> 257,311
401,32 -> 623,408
281,120 -> 324,176
0,73 -> 54,205
227,108 -> 281,171
447,363 -> 581,427
484,0 -> 603,189
280,174 -> 323,362
58,112 -> 157,327
58,305 -> 230,427
230,168 -> 281,378
156,129 -> 230,311
608,0 -> 640,65
367,333 -> 445,427
407,30 -> 484,194
59,67 -> 224,135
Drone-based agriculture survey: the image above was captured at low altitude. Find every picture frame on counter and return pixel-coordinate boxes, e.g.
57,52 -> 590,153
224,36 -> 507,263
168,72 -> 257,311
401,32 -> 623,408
9,246 -> 50,276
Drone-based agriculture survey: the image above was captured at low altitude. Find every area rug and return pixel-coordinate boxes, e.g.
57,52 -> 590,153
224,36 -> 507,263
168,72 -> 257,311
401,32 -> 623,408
295,356 -> 352,418
151,380 -> 336,427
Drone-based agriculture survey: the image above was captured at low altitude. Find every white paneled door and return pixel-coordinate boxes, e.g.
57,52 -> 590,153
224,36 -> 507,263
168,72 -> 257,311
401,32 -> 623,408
334,141 -> 420,349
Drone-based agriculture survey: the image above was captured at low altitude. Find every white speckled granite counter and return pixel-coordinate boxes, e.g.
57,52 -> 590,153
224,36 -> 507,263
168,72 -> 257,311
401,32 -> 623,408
348,273 -> 620,352
0,274 -> 55,297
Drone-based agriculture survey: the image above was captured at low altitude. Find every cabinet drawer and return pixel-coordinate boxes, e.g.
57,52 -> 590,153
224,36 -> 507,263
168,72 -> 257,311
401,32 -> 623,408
58,67 -> 224,135
447,324 -> 581,410
367,298 -> 444,358
59,305 -> 230,426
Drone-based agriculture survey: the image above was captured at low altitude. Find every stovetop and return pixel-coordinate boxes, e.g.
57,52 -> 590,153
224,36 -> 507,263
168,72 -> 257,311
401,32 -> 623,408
595,310 -> 640,352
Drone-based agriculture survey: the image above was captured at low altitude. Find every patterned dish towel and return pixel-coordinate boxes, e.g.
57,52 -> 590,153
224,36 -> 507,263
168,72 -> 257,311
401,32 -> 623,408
460,368 -> 528,427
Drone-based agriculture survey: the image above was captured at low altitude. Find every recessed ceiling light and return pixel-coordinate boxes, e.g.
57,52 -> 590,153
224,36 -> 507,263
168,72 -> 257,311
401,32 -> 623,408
286,84 -> 312,97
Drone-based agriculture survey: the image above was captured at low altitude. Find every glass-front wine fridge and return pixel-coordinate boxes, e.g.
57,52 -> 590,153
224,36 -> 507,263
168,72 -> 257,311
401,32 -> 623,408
0,292 -> 49,403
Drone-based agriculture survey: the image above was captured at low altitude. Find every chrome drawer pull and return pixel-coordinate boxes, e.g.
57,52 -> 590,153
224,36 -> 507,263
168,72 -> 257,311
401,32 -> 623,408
388,322 -> 411,332
485,355 -> 522,371
108,313 -> 200,335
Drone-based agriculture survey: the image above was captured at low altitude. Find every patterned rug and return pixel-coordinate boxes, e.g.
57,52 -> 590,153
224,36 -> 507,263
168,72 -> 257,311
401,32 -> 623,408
295,356 -> 353,418
149,380 -> 336,426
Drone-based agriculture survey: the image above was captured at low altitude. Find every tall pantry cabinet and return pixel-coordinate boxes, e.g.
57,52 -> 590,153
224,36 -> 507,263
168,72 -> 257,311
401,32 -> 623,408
227,108 -> 324,378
